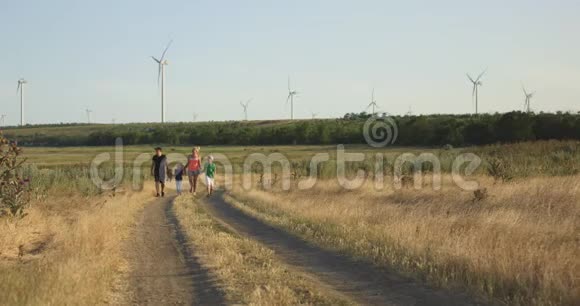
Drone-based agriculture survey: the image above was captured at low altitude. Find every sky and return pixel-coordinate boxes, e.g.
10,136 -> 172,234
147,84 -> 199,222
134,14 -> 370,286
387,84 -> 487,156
0,0 -> 579,125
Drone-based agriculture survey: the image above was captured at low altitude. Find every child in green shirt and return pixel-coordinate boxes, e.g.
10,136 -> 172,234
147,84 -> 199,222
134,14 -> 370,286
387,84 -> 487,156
204,155 -> 216,197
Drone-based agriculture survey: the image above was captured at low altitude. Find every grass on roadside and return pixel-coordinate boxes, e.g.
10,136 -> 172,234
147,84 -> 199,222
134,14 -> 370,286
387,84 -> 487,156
226,175 -> 580,306
0,190 -> 149,305
173,195 -> 352,306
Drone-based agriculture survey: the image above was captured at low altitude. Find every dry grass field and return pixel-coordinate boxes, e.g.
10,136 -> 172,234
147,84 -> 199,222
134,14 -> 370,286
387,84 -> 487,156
1,141 -> 579,305
0,189 -> 149,305
226,174 -> 580,305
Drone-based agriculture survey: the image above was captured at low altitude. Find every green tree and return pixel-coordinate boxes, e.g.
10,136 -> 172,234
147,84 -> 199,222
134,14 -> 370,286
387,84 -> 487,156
495,112 -> 535,142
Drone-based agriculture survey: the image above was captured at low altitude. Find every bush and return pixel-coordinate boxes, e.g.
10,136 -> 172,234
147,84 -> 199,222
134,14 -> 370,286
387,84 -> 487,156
486,156 -> 514,183
0,132 -> 31,218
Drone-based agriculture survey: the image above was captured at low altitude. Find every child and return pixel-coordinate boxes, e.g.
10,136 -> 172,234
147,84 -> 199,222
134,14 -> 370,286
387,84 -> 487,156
174,163 -> 184,195
204,155 -> 216,197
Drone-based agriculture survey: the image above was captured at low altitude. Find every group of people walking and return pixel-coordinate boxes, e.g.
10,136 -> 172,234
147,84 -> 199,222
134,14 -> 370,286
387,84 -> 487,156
151,146 -> 216,197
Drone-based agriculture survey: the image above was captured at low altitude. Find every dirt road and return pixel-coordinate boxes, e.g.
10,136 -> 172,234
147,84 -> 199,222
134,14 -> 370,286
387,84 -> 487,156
125,196 -> 225,305
122,194 -> 489,305
202,192 -> 490,306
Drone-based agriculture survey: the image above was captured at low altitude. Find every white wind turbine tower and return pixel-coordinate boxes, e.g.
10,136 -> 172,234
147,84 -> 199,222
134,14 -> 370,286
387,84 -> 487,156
286,77 -> 299,120
240,99 -> 251,121
86,109 -> 93,124
522,86 -> 534,113
0,114 -> 6,126
467,69 -> 487,114
367,88 -> 379,116
192,113 -> 198,122
151,40 -> 173,123
17,78 -> 27,126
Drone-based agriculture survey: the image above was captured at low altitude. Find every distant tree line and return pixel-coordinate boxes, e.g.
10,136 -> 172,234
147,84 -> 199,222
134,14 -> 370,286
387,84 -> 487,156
6,111 -> 580,147
0,123 -> 93,130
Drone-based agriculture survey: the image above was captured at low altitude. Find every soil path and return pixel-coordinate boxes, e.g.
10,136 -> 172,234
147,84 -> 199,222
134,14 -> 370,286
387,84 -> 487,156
125,196 -> 225,306
203,192 -> 490,306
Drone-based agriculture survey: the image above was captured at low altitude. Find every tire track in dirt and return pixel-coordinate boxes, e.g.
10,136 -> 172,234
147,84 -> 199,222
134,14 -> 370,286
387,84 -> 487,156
203,192 -> 491,306
125,196 -> 225,305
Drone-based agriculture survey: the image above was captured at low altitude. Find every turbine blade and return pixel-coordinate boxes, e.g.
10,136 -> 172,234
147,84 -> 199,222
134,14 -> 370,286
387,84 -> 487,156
160,40 -> 173,61
466,74 -> 475,83
151,56 -> 161,63
288,76 -> 291,91
522,85 -> 527,96
476,69 -> 487,82
16,82 -> 20,94
286,94 -> 291,105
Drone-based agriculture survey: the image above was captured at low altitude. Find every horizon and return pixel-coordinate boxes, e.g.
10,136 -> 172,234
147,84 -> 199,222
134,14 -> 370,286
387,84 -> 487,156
1,110 -> 578,135
1,1 -> 579,125
2,109 -> 578,129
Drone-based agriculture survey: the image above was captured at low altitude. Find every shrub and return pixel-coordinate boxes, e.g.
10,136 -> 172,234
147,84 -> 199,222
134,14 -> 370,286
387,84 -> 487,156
486,156 -> 514,183
0,132 -> 31,218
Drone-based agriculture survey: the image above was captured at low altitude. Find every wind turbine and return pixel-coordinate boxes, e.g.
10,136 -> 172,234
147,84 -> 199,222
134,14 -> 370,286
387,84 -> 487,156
86,109 -> 93,124
367,88 -> 379,116
192,113 -> 198,122
311,112 -> 318,119
151,40 -> 173,123
467,69 -> 486,114
522,86 -> 534,113
17,78 -> 27,126
240,99 -> 251,121
286,77 -> 298,120
0,114 -> 6,126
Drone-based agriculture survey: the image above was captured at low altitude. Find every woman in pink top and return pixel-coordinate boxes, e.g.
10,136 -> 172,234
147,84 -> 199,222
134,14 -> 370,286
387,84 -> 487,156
185,147 -> 202,194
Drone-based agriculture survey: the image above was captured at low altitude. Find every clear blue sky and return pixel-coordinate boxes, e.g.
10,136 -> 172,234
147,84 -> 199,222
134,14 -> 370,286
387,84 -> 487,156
1,0 -> 579,124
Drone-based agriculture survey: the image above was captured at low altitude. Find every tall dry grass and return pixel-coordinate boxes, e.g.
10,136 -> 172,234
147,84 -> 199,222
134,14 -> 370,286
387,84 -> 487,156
228,175 -> 580,305
0,190 -> 149,305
